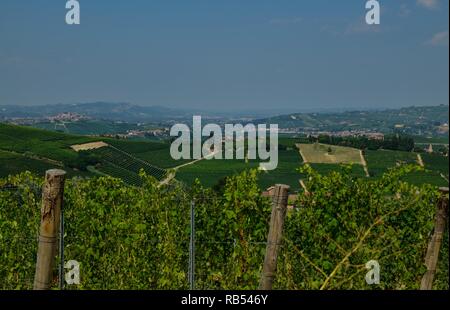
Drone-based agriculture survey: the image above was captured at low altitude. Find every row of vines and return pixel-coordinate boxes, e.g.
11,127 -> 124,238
0,165 -> 448,289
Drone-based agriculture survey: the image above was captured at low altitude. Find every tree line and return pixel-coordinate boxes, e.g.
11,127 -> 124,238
309,134 -> 415,152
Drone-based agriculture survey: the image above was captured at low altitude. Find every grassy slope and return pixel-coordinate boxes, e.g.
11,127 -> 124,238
0,150 -> 58,178
106,139 -> 193,168
0,123 -> 96,162
176,159 -> 260,188
366,149 -> 448,187
1,124 -> 447,188
32,120 -> 138,136
297,143 -> 362,164
178,141 -> 447,189
0,123 -> 99,177
413,135 -> 449,144
0,124 -> 173,180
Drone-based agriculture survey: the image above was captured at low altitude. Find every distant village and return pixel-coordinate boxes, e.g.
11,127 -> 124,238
279,128 -> 385,140
2,111 -> 448,156
99,128 -> 169,139
4,112 -> 89,125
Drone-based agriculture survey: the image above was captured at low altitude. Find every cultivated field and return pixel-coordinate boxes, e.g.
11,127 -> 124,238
365,149 -> 448,187
296,143 -> 363,165
71,141 -> 108,152
1,124 -> 448,189
89,146 -> 167,184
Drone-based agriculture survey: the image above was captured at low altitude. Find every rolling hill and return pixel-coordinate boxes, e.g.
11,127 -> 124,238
1,123 -> 448,189
256,105 -> 449,136
0,123 -> 171,183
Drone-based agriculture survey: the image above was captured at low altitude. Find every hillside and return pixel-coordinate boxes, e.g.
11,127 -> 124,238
0,102 -> 192,123
1,123 -> 448,189
0,123 -> 171,182
257,105 -> 449,137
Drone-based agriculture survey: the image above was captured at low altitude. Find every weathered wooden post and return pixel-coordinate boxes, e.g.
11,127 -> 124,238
259,184 -> 290,290
33,169 -> 66,290
420,187 -> 449,290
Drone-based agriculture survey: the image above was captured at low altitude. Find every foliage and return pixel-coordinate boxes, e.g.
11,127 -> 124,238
66,151 -> 101,171
0,172 -> 42,289
0,165 -> 448,290
276,164 -> 445,289
192,170 -> 271,289
63,173 -> 189,289
315,134 -> 415,152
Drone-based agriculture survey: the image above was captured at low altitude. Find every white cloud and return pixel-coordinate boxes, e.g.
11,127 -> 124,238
426,31 -> 449,46
269,17 -> 302,25
417,0 -> 440,10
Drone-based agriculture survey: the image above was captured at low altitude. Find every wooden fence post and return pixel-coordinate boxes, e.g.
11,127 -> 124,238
259,184 -> 290,290
33,169 -> 66,290
420,187 -> 449,290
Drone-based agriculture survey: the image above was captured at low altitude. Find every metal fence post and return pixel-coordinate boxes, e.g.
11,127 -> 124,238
59,201 -> 65,290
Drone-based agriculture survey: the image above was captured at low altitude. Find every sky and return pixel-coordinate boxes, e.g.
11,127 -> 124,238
0,0 -> 448,113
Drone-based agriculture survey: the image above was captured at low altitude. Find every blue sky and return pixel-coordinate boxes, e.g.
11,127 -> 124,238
0,0 -> 448,113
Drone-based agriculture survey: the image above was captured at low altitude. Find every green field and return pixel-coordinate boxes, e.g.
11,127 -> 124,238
0,123 -> 96,163
32,120 -> 138,136
422,153 -> 449,178
90,146 -> 167,184
0,150 -> 59,178
413,135 -> 449,144
1,124 -> 448,189
366,149 -> 448,187
256,149 -> 303,190
175,148 -> 307,190
365,149 -> 418,177
176,141 -> 448,190
107,139 -> 193,168
176,158 -> 260,188
175,147 -> 370,191
0,124 -> 171,183
0,150 -> 91,179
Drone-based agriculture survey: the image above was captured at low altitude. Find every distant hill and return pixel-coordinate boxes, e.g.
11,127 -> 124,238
1,103 -> 449,137
0,123 -> 172,182
256,105 -> 449,136
0,102 -> 193,122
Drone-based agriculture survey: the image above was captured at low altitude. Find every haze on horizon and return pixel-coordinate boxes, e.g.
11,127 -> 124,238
0,0 -> 448,113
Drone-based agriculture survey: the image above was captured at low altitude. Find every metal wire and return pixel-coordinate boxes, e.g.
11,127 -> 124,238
59,200 -> 65,290
188,200 -> 195,290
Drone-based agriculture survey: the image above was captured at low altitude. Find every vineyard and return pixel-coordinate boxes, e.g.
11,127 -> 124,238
1,124 -> 448,189
90,146 -> 167,185
0,165 -> 448,290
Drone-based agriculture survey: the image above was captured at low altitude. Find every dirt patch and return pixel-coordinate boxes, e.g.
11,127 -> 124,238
416,154 -> 425,167
71,141 -> 108,152
296,143 -> 362,165
359,150 -> 370,177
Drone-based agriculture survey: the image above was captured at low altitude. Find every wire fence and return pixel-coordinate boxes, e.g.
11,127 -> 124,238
1,183 -> 40,289
2,177 -> 447,290
0,183 -> 276,290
